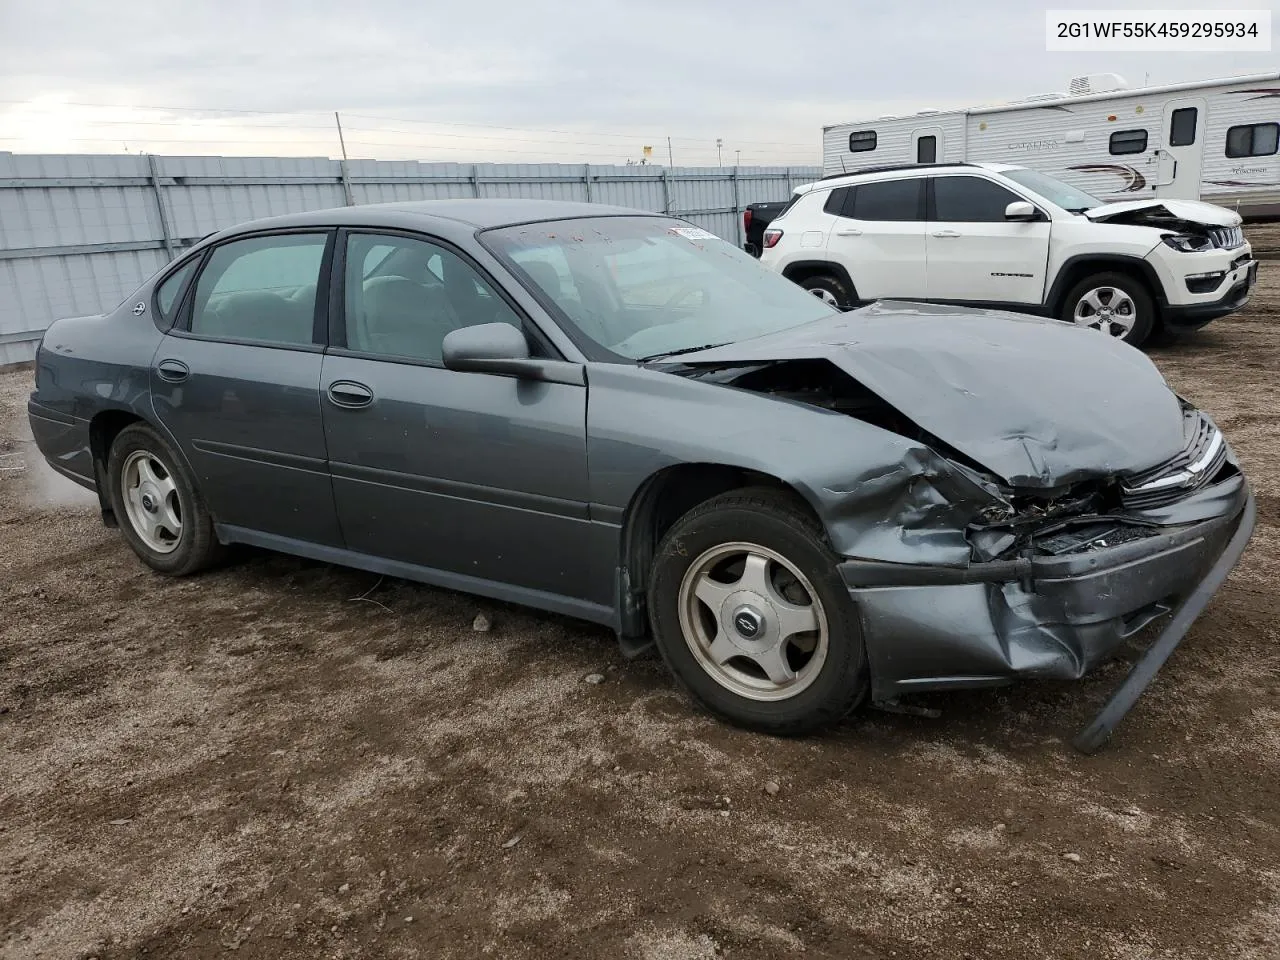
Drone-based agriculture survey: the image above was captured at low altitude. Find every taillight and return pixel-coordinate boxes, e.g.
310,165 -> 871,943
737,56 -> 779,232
744,208 -> 753,233
762,229 -> 783,249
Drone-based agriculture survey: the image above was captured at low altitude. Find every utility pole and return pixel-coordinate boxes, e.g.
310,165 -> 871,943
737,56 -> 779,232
667,136 -> 674,167
716,138 -> 723,167
735,149 -> 741,167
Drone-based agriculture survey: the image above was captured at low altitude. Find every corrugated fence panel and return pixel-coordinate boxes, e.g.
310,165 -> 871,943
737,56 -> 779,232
0,152 -> 819,364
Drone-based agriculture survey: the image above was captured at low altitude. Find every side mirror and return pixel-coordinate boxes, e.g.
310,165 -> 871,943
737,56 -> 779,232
442,322 -> 530,370
1005,201 -> 1038,221
441,322 -> 586,386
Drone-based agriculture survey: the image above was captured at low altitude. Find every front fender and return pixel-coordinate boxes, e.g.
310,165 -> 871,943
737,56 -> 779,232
586,364 -> 1005,567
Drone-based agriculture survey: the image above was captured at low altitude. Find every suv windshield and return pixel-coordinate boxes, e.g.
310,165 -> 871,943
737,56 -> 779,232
1002,169 -> 1103,213
482,216 -> 836,360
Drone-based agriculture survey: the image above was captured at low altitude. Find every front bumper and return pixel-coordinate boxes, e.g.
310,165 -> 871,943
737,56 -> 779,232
1163,259 -> 1258,330
838,477 -> 1255,751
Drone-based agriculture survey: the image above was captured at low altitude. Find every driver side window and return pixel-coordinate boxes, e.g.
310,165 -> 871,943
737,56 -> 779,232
344,233 -> 524,363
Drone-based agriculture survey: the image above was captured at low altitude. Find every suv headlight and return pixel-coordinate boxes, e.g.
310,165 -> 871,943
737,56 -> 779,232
1161,233 -> 1213,253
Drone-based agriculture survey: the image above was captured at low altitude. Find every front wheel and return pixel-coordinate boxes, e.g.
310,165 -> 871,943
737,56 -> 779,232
1061,272 -> 1155,346
107,423 -> 222,576
647,488 -> 868,735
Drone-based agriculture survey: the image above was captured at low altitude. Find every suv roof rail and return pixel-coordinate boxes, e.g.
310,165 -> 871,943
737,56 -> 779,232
818,162 -> 976,181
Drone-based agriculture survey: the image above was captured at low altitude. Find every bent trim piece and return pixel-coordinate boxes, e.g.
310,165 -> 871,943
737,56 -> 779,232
1073,491 -> 1257,754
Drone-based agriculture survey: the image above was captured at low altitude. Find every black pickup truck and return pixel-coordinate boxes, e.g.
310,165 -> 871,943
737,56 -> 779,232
742,198 -> 794,257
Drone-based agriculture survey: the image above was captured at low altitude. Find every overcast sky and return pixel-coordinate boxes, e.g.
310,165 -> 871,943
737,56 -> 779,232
1,0 -> 1276,166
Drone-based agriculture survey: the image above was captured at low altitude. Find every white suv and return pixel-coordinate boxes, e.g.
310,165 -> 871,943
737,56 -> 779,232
758,162 -> 1257,346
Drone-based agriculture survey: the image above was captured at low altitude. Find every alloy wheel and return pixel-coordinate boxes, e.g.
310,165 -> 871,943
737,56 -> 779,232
120,450 -> 183,554
676,542 -> 829,701
1072,286 -> 1137,338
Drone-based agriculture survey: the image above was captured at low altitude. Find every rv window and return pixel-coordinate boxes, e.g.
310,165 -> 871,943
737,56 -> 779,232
1169,108 -> 1198,147
852,179 -> 923,221
916,136 -> 937,164
848,131 -> 877,153
1226,123 -> 1279,158
932,176 -> 1025,223
1109,129 -> 1148,155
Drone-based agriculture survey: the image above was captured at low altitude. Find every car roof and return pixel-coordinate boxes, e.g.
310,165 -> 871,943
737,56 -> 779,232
208,198 -> 664,238
797,161 -> 1024,194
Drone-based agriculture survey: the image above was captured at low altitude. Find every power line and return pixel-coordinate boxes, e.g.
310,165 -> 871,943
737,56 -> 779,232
0,99 -> 818,149
344,112 -> 817,148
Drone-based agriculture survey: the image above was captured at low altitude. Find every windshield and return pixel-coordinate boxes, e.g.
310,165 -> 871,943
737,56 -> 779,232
1002,168 -> 1103,213
481,216 -> 837,360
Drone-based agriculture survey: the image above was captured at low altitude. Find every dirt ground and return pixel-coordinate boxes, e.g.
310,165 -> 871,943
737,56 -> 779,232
1,254 -> 1278,960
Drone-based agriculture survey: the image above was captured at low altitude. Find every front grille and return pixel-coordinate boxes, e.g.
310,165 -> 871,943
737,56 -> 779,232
1121,411 -> 1228,509
1210,225 -> 1245,250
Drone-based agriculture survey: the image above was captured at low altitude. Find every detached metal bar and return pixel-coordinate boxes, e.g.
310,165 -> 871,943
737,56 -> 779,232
146,154 -> 175,261
0,239 -> 165,261
1073,491 -> 1258,754
0,329 -> 45,345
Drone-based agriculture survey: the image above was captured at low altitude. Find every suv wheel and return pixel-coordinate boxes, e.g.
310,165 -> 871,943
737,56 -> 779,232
799,274 -> 852,308
1061,272 -> 1154,346
647,488 -> 868,735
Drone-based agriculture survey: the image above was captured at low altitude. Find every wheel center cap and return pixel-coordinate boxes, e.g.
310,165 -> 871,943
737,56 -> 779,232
731,604 -> 765,639
139,487 -> 159,513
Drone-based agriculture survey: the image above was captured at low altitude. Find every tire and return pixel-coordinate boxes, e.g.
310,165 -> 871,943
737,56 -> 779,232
647,487 -> 869,735
1060,271 -> 1155,346
798,273 -> 853,309
107,422 -> 222,576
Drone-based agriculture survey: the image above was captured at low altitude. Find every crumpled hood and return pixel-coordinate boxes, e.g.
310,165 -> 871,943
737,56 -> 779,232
1084,198 -> 1242,227
675,301 -> 1186,488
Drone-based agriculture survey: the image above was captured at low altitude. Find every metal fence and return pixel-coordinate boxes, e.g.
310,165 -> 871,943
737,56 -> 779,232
0,152 -> 821,366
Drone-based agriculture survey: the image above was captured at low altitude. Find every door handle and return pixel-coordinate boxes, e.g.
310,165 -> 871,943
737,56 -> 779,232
835,228 -> 863,236
931,230 -> 961,238
327,380 -> 374,409
156,359 -> 189,383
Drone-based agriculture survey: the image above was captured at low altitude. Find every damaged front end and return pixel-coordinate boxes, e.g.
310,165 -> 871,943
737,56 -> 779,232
672,333 -> 1255,751
832,399 -> 1254,753
1085,198 -> 1248,256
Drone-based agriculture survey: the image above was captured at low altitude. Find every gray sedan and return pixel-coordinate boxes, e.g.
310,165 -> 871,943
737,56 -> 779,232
27,199 -> 1255,749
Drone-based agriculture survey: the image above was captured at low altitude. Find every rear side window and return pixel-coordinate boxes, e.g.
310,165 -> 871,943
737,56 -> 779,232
1109,129 -> 1148,155
917,136 -> 937,163
823,187 -> 852,215
851,179 -> 923,221
933,177 -> 1025,222
189,233 -> 328,346
1226,123 -> 1279,158
1169,107 -> 1198,147
155,257 -> 199,322
848,131 -> 877,152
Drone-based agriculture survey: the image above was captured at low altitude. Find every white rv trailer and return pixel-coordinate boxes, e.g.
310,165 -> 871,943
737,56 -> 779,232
823,72 -> 1280,218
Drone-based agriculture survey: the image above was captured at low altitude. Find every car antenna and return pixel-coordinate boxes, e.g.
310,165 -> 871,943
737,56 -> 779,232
840,157 -> 848,173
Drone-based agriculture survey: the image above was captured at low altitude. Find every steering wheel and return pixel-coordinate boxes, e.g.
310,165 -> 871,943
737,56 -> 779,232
662,283 -> 712,311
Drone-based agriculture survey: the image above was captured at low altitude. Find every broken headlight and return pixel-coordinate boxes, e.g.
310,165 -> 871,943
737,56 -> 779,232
1161,233 -> 1213,253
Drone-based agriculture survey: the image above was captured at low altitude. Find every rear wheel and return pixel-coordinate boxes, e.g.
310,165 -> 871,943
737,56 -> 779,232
1061,271 -> 1155,346
108,423 -> 222,575
647,488 -> 868,735
798,273 -> 853,309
